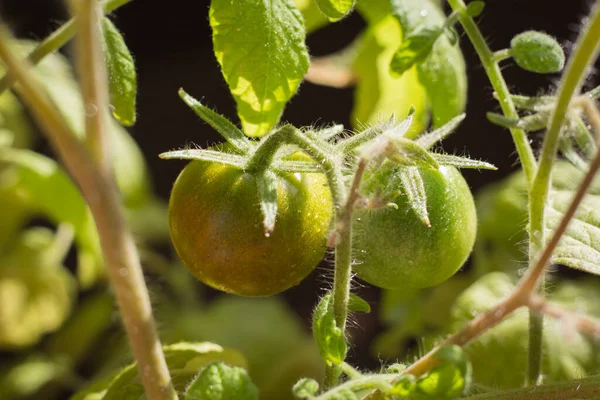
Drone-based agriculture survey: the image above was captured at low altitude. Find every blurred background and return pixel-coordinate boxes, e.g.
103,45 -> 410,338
0,0 -> 597,398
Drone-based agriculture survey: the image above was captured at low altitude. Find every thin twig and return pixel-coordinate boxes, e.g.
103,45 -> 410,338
529,296 -> 600,341
0,24 -> 177,400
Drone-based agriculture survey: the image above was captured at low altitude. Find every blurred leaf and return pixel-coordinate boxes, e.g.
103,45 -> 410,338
0,355 -> 70,399
0,91 -> 34,149
125,198 -> 170,244
0,227 -> 76,349
390,26 -> 442,76
0,149 -> 102,287
294,0 -> 330,33
185,362 -> 258,400
411,345 -> 471,399
210,0 -> 309,136
314,0 -> 355,21
348,293 -> 371,313
102,17 -> 137,126
351,15 -> 428,137
101,342 -> 247,399
450,272 -> 600,389
160,296 -> 324,400
312,293 -> 347,366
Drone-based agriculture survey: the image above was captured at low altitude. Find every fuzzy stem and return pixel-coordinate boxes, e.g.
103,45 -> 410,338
446,0 -> 537,184
525,3 -> 600,384
0,25 -> 177,400
462,375 -> 600,400
71,0 -> 111,167
0,0 -> 133,95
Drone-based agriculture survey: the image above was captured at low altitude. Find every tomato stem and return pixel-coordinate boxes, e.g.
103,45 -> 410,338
0,21 -> 178,400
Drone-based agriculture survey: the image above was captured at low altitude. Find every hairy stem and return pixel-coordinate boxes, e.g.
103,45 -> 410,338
529,296 -> 600,340
525,3 -> 600,383
71,0 -> 111,167
0,25 -> 177,400
462,375 -> 600,400
0,0 -> 133,95
446,0 -> 537,184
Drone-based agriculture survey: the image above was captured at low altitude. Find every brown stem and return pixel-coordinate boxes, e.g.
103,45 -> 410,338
0,24 -> 177,400
529,296 -> 600,341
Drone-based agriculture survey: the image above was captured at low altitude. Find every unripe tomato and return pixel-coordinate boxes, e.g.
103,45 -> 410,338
168,160 -> 332,297
353,164 -> 477,290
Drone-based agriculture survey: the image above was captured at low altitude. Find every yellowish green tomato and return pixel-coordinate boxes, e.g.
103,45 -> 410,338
353,165 -> 477,290
168,160 -> 332,297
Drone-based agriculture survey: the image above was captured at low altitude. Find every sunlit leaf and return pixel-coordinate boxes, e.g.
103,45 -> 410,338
185,362 -> 258,400
312,293 -> 347,366
210,0 -> 310,136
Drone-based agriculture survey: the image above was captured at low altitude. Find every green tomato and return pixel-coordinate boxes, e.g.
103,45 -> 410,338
168,160 -> 332,297
353,164 -> 477,290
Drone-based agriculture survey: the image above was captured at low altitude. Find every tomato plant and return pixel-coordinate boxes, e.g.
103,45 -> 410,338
1,0 -> 600,400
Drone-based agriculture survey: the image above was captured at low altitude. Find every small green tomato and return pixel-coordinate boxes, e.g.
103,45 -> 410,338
353,164 -> 477,290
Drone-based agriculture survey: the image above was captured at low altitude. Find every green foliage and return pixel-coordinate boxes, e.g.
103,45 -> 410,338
510,31 -> 565,73
210,0 -> 310,136
185,362 -> 258,400
0,227 -> 75,349
292,378 -> 319,399
312,293 -> 347,366
0,92 -> 34,149
450,273 -> 600,389
314,0 -> 355,21
101,17 -> 137,126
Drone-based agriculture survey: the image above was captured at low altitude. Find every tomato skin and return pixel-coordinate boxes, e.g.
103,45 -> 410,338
353,165 -> 477,290
168,160 -> 332,297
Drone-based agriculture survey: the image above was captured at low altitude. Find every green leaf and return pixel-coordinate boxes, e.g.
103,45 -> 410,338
293,377 -> 319,398
432,154 -> 497,170
185,362 -> 258,400
391,0 -> 467,127
256,170 -> 279,234
314,0 -> 355,21
102,17 -> 137,126
102,342 -> 248,399
178,89 -> 252,154
294,0 -> 331,33
348,293 -> 371,313
0,149 -> 102,288
413,345 -> 471,398
415,114 -> 465,150
0,227 -> 76,349
511,31 -> 565,74
0,91 -> 34,149
0,355 -> 70,399
398,166 -> 430,226
210,0 -> 310,137
159,149 -> 246,168
465,1 -> 485,17
312,293 -> 347,366
390,26 -> 442,76
351,16 -> 428,137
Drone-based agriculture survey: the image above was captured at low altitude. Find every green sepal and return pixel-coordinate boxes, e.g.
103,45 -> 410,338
415,113 -> 465,150
499,92 -> 555,111
102,17 -> 137,126
256,170 -> 279,235
312,293 -> 347,366
317,124 -> 345,141
178,89 -> 252,154
398,166 -> 430,227
486,111 -> 548,132
385,137 -> 439,170
348,293 -> 371,313
272,159 -> 323,173
433,154 -> 497,170
159,149 -> 246,168
184,362 -> 258,400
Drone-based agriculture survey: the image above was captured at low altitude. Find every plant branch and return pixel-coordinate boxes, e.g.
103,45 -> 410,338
529,296 -> 600,340
447,0 -> 537,184
71,0 -> 111,166
461,375 -> 600,400
0,0 -> 134,95
0,25 -> 177,400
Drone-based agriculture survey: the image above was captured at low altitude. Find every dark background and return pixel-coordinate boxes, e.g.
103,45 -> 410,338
0,0 -> 596,368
